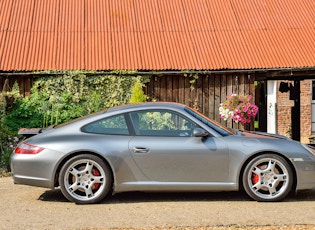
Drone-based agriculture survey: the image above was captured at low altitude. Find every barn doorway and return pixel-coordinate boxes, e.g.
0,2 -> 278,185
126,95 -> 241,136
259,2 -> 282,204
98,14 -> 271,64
255,79 -> 301,141
254,80 -> 267,132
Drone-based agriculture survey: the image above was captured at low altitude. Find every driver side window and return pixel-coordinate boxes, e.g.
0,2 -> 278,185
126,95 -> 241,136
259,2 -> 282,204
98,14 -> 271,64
130,110 -> 195,137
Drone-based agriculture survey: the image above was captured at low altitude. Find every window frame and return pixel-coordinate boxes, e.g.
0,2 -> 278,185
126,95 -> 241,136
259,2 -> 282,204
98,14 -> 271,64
81,113 -> 132,136
128,109 -> 197,137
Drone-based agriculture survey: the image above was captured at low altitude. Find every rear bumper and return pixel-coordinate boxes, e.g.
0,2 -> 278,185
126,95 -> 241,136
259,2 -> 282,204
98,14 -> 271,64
12,174 -> 52,188
10,149 -> 63,189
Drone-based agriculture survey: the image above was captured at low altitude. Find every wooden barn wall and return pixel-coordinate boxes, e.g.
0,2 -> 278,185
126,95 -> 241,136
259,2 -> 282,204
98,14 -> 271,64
145,73 -> 255,130
0,75 -> 33,97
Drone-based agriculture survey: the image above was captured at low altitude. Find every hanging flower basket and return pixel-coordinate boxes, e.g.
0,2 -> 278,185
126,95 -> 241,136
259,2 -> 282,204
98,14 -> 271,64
219,94 -> 258,124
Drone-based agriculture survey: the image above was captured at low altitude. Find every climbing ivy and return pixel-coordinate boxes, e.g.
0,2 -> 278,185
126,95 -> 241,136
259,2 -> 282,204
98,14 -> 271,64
183,70 -> 199,91
0,81 -> 21,172
5,71 -> 149,130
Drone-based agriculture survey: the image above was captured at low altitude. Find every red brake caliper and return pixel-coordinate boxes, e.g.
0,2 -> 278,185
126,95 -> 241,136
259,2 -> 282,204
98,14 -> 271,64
252,166 -> 261,184
92,169 -> 100,190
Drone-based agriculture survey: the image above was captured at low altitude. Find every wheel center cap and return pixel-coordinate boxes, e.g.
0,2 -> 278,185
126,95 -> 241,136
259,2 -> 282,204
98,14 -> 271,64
81,175 -> 89,182
264,172 -> 273,181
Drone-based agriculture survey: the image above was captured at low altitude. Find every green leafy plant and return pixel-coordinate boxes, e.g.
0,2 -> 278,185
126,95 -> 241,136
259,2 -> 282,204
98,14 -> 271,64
183,70 -> 199,91
5,71 -> 150,130
139,112 -> 175,130
0,81 -> 21,172
130,77 -> 147,103
0,134 -> 19,171
1,72 -> 151,172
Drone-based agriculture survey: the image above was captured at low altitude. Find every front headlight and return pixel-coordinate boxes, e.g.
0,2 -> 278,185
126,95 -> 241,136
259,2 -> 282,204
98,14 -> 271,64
302,144 -> 315,158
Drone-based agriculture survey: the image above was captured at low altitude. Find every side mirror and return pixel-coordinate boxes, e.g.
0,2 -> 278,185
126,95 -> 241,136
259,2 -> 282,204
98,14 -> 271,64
193,127 -> 209,137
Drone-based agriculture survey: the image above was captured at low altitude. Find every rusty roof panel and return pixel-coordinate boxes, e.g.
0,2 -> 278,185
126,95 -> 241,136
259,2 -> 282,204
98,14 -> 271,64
58,0 -> 85,32
181,0 -> 215,32
26,32 -> 58,70
0,31 -> 7,68
1,32 -> 31,70
85,32 -> 113,70
86,1 -> 110,32
110,0 -> 138,32
0,0 -> 13,31
158,0 -> 189,32
208,0 -> 240,31
0,0 -> 314,71
134,0 -> 163,32
189,32 -> 225,69
137,32 -> 171,69
8,0 -> 35,31
32,0 -> 59,32
111,32 -> 142,70
56,32 -> 85,69
229,1 -> 267,30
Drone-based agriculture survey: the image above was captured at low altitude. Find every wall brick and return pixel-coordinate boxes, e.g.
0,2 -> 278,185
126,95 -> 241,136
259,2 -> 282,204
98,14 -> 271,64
277,80 -> 312,143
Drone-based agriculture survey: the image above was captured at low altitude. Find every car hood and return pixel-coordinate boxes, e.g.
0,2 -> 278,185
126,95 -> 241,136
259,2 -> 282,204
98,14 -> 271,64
235,130 -> 290,140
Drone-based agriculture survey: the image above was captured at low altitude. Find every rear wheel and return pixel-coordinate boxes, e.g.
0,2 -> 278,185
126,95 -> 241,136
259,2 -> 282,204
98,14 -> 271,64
243,154 -> 293,202
59,154 -> 112,204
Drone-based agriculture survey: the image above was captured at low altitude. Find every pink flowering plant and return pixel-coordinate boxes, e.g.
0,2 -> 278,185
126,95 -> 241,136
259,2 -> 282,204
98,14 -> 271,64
0,133 -> 19,172
219,94 -> 258,124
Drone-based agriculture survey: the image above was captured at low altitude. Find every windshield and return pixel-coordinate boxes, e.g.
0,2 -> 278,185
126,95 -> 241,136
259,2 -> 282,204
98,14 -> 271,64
184,107 -> 234,136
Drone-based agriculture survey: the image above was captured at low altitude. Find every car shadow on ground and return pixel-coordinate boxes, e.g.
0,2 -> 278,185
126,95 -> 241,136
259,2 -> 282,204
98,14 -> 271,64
38,188 -> 315,204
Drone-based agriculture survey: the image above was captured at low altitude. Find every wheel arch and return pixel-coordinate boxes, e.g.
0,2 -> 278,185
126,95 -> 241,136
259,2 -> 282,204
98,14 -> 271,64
53,151 -> 115,189
238,151 -> 297,192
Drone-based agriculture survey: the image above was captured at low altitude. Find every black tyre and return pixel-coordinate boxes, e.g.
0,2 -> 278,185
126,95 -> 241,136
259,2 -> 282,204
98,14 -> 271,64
242,154 -> 293,202
59,154 -> 112,204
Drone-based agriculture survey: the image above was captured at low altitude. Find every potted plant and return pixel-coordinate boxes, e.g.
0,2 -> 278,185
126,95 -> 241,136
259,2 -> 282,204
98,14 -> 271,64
219,94 -> 258,124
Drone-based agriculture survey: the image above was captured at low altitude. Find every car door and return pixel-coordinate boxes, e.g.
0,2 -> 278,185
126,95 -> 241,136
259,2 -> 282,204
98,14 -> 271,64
128,110 -> 229,183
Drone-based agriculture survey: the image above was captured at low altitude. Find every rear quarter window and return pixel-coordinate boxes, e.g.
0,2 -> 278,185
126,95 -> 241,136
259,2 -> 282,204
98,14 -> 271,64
81,114 -> 129,135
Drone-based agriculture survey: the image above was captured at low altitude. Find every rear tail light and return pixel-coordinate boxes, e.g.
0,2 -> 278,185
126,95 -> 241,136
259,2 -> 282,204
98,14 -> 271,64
15,142 -> 44,154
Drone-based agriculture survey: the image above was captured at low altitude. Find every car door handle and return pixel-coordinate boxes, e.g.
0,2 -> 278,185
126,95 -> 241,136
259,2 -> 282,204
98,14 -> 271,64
133,147 -> 150,153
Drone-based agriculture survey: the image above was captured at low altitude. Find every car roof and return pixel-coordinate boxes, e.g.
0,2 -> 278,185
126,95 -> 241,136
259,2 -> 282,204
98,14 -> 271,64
107,102 -> 187,113
56,102 -> 188,129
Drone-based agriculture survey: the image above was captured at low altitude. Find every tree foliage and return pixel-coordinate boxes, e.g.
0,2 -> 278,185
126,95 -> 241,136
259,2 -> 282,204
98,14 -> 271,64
6,71 -> 148,130
1,71 -> 148,172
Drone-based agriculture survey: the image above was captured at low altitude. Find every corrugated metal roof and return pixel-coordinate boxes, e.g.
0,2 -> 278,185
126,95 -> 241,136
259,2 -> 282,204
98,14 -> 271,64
0,0 -> 314,71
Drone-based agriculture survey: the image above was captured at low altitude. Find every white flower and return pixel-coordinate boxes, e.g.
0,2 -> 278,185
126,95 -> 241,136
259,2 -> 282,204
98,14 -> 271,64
219,107 -> 233,121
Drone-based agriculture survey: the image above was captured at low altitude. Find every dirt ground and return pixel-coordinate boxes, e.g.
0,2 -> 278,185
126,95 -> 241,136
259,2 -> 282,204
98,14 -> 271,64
1,176 -> 315,230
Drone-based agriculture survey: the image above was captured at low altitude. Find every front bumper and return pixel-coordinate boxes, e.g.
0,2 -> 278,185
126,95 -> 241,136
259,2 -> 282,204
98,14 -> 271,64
294,159 -> 315,190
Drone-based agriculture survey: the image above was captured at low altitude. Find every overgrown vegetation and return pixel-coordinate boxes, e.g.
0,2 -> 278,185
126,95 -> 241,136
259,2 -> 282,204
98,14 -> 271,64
0,81 -> 21,172
0,71 -> 149,173
130,77 -> 147,103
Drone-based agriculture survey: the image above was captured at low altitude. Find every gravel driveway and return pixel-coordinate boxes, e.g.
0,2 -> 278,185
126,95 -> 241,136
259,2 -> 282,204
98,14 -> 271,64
1,177 -> 315,230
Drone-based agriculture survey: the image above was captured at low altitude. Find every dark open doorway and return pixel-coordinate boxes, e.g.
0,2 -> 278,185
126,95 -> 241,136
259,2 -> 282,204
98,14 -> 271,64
256,79 -> 301,141
291,80 -> 301,141
255,80 -> 267,132
278,80 -> 301,141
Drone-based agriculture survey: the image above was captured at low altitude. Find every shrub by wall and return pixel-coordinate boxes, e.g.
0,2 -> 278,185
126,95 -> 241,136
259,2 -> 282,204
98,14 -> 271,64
6,71 -> 148,130
1,71 -> 148,172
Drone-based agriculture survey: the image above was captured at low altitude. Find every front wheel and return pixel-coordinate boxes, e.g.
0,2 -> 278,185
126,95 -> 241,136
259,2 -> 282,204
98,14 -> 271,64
59,154 -> 112,204
242,154 -> 293,202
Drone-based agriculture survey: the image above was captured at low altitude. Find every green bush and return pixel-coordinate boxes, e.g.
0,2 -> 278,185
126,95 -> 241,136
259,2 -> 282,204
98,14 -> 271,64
130,77 -> 147,103
1,71 -> 149,172
0,129 -> 19,171
6,72 -> 148,130
0,81 -> 21,172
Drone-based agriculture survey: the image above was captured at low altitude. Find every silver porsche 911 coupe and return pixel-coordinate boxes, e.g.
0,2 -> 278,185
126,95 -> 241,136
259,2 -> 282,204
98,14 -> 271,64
11,102 -> 315,204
